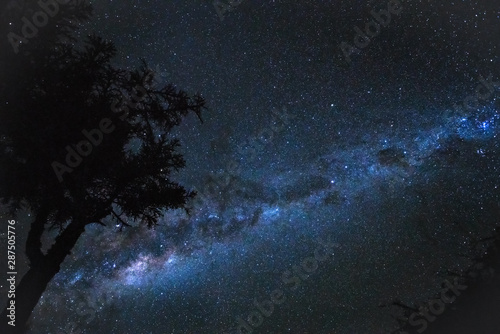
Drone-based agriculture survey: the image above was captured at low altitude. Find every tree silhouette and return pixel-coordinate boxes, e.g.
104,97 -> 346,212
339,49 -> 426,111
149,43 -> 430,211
0,2 -> 205,332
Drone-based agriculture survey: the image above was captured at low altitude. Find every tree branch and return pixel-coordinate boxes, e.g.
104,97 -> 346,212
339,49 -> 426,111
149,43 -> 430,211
111,209 -> 130,230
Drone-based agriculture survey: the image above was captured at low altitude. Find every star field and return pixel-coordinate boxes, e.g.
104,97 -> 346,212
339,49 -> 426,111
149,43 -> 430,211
8,0 -> 500,333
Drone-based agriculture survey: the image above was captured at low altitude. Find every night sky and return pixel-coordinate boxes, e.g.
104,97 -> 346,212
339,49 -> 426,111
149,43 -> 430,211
4,0 -> 500,333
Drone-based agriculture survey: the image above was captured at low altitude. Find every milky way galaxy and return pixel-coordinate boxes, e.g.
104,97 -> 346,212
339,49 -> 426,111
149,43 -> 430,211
3,0 -> 500,333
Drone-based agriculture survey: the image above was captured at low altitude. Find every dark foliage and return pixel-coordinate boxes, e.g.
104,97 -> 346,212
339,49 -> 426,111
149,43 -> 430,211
0,1 -> 205,331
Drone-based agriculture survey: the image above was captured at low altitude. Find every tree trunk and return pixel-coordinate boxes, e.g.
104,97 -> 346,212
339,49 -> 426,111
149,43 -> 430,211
1,219 -> 86,333
25,207 -> 49,268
